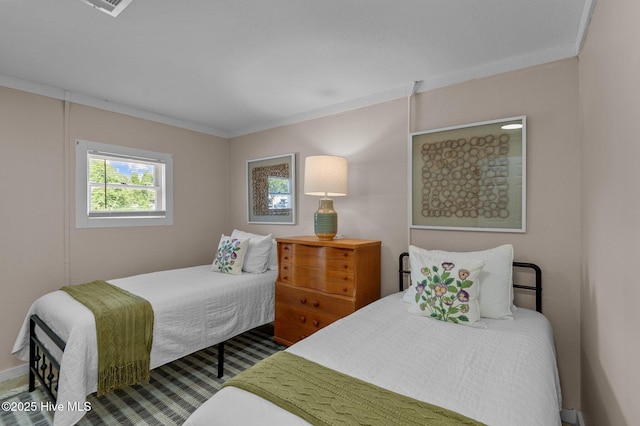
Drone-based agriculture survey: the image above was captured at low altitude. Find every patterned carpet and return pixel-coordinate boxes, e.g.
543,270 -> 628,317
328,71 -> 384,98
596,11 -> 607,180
0,326 -> 284,426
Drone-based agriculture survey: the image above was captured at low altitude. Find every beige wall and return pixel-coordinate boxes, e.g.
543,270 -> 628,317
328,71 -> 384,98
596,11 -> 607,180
579,1 -> 640,424
67,104 -> 229,282
229,59 -> 582,410
0,87 -> 66,372
228,99 -> 410,293
411,59 -> 581,410
0,87 -> 228,373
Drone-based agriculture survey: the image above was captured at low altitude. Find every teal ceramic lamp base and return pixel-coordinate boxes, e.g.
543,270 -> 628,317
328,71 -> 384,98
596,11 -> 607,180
314,198 -> 338,240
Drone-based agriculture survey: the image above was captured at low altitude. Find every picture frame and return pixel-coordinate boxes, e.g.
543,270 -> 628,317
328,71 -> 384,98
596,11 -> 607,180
409,116 -> 526,232
247,153 -> 296,224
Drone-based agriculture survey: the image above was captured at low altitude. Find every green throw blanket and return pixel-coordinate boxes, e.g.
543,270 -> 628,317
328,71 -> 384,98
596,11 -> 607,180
223,351 -> 485,426
62,280 -> 154,396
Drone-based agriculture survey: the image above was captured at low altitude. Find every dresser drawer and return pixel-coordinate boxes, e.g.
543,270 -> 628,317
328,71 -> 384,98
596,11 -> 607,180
279,262 -> 355,296
275,287 -> 354,345
276,285 -> 354,317
274,305 -> 339,345
279,243 -> 355,270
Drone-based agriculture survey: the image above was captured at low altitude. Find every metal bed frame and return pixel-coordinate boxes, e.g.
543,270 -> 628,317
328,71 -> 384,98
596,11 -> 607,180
398,252 -> 543,313
28,315 -> 226,402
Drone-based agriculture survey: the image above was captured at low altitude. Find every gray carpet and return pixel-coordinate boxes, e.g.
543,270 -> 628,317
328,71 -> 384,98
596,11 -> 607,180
0,327 -> 284,426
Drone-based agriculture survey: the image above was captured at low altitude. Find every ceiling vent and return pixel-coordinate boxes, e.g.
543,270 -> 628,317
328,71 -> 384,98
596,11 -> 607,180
81,0 -> 133,17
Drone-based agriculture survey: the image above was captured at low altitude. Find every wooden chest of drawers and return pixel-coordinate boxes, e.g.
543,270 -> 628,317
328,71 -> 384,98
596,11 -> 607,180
274,236 -> 381,346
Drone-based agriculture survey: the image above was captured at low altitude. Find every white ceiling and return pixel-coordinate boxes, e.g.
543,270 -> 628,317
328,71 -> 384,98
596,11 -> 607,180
0,0 -> 595,138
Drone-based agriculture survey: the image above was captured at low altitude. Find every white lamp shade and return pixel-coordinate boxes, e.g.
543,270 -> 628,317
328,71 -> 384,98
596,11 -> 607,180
304,155 -> 348,196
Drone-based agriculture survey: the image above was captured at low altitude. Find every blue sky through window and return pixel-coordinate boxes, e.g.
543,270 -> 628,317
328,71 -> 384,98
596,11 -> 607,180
110,160 -> 153,178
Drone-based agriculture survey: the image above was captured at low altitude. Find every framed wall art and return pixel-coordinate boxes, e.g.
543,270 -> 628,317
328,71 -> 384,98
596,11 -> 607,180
409,116 -> 526,232
247,153 -> 296,224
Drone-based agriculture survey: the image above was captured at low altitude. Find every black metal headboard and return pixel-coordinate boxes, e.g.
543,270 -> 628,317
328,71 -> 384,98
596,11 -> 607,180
398,252 -> 543,313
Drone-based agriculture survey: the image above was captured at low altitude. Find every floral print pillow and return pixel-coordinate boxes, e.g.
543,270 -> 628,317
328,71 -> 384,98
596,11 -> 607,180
212,234 -> 249,274
408,249 -> 485,327
403,244 -> 514,319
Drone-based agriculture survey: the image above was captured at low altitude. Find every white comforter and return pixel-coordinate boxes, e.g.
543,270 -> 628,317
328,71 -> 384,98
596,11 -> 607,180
12,265 -> 277,426
185,292 -> 562,426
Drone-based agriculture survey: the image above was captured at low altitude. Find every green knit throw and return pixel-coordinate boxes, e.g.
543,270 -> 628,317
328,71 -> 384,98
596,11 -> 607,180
223,351 -> 486,426
62,280 -> 154,396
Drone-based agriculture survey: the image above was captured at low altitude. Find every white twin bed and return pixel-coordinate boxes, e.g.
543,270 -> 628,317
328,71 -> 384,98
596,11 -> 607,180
185,244 -> 562,426
186,293 -> 561,426
12,230 -> 278,426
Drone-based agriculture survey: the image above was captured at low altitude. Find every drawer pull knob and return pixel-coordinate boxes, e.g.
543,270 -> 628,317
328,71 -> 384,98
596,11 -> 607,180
343,253 -> 348,257
300,297 -> 307,304
284,246 -> 290,251
300,316 -> 306,323
313,320 -> 319,327
283,256 -> 289,261
282,276 -> 289,281
312,301 -> 319,307
343,287 -> 348,292
283,265 -> 289,270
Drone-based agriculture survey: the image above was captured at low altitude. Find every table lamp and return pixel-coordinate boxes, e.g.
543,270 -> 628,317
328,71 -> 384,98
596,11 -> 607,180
303,155 -> 348,240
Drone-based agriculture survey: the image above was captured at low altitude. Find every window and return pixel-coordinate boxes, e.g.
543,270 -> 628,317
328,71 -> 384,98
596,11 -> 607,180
76,140 -> 173,228
268,176 -> 292,210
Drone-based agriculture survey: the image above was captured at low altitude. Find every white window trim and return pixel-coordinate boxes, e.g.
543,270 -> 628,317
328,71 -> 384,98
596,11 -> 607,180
76,140 -> 173,228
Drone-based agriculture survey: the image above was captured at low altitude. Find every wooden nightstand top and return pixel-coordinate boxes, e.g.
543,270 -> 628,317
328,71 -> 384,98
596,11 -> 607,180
276,236 -> 381,249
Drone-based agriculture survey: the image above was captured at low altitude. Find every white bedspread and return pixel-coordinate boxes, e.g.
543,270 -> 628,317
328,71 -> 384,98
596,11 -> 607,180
185,292 -> 561,426
12,266 -> 276,426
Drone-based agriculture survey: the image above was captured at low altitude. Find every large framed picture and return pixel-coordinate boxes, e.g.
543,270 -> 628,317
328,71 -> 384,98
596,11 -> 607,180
247,153 -> 296,224
410,116 -> 526,232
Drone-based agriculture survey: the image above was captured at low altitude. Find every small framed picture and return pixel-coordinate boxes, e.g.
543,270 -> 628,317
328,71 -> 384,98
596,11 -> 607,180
247,153 -> 296,224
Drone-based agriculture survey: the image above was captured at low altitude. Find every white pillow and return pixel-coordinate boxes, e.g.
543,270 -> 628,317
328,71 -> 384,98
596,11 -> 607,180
266,239 -> 278,271
407,246 -> 485,328
230,229 -> 272,273
403,244 -> 514,319
212,234 -> 249,275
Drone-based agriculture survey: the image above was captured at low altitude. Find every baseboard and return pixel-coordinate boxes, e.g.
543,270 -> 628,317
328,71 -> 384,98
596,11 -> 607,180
0,364 -> 28,383
561,408 -> 585,426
